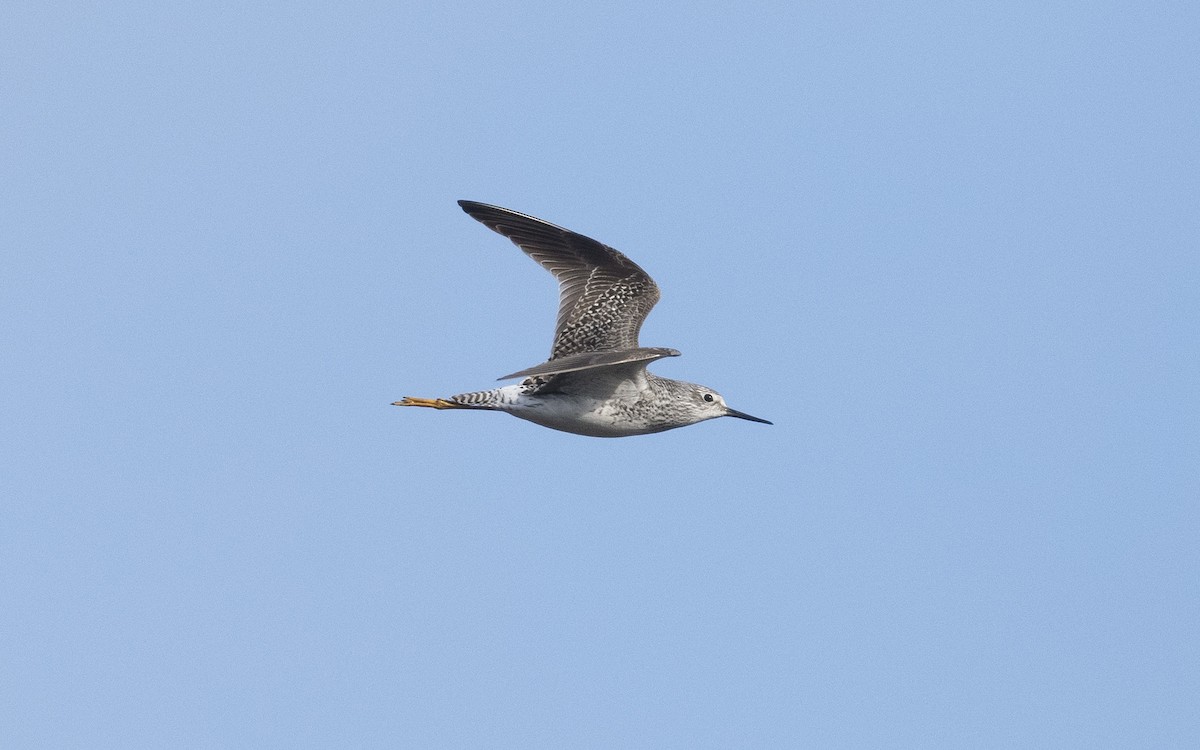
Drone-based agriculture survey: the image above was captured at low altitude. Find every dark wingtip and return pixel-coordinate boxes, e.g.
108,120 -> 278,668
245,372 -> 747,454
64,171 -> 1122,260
458,200 -> 520,226
458,199 -> 492,216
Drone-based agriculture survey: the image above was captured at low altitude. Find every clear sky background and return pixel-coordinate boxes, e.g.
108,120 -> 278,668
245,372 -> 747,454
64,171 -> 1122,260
3,2 -> 1198,747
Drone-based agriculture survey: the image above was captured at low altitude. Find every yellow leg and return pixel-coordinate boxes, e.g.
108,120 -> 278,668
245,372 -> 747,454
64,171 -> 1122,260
391,396 -> 465,409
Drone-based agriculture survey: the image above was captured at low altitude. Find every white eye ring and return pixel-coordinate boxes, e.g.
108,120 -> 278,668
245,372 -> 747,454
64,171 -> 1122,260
703,393 -> 714,403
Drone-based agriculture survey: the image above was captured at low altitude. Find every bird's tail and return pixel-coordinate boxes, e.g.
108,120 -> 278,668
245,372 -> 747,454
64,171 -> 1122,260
392,388 -> 507,410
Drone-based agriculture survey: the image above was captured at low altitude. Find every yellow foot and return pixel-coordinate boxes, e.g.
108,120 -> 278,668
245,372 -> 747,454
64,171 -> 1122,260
392,396 -> 463,410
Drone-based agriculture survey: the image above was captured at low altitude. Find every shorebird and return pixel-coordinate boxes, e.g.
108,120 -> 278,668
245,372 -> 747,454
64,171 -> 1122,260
394,201 -> 771,437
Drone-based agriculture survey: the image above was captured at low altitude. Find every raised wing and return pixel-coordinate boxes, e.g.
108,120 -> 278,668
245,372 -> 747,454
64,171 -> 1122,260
458,201 -> 661,358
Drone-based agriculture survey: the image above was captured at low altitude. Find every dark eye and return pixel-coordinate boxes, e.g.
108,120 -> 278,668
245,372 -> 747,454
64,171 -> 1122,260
703,393 -> 714,402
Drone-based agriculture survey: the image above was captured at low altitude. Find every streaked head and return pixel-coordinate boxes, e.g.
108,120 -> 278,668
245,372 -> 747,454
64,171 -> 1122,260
685,383 -> 772,427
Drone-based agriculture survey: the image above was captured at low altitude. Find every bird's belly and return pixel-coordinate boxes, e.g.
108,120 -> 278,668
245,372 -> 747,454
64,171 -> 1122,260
507,395 -> 670,438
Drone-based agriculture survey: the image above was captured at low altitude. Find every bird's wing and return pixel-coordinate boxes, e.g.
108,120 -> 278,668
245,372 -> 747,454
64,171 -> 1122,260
496,347 -> 680,380
458,201 -> 661,358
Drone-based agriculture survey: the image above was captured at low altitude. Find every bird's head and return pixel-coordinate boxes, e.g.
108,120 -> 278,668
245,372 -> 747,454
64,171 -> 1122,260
679,382 -> 773,427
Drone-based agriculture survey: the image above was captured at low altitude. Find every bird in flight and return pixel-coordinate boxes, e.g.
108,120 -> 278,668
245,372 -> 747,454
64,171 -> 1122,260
394,201 -> 771,437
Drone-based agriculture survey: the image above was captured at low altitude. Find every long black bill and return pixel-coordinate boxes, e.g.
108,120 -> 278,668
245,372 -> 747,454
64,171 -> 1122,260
725,408 -> 772,425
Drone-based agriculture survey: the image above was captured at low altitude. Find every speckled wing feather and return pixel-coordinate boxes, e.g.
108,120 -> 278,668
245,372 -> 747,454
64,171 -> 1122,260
458,201 -> 661,359
497,347 -> 680,381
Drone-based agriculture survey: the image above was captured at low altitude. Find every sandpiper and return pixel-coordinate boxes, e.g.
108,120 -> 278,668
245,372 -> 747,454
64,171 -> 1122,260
394,201 -> 771,437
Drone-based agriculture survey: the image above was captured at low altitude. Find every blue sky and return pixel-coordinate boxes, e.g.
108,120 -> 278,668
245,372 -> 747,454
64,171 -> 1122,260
3,1 -> 1198,747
